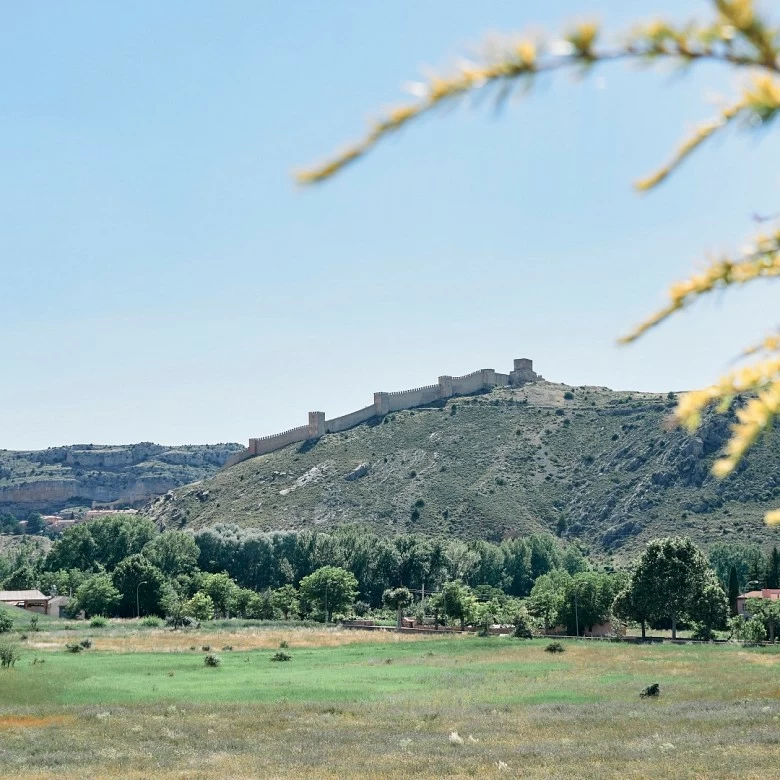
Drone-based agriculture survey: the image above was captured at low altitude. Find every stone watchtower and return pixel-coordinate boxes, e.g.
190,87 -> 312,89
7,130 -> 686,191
510,358 -> 539,386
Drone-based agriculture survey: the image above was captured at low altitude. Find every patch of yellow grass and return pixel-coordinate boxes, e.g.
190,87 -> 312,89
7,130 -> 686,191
31,626 -> 455,654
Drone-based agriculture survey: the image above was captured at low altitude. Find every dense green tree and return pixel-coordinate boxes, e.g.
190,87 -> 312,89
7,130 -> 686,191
0,613 -> 12,633
500,538 -> 533,597
383,586 -> 413,629
271,584 -> 299,620
528,570 -> 571,631
299,566 -> 358,622
746,597 -> 780,643
24,512 -> 44,535
45,524 -> 99,572
559,572 -> 622,635
527,534 -> 562,582
631,537 -> 712,639
436,580 -> 476,631
74,573 -> 120,617
143,532 -> 199,577
689,572 -> 729,640
766,547 -> 780,589
46,515 -> 158,573
561,545 -> 589,576
40,568 -> 87,600
111,554 -> 166,617
728,566 -> 740,617
186,591 -> 214,621
709,542 -> 765,592
196,572 -> 240,617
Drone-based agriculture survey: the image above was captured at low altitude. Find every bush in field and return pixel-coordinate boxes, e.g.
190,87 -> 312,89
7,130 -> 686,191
512,604 -> 536,639
0,642 -> 20,669
79,638 -> 92,649
89,616 -> 109,628
742,618 -> 767,646
545,641 -> 565,654
204,653 -> 221,667
271,651 -> 292,662
0,613 -> 13,634
140,616 -> 162,627
28,615 -> 39,632
65,642 -> 84,653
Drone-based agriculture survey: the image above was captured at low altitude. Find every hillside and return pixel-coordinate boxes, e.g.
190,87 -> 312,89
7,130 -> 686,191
143,381 -> 780,556
0,442 -> 244,516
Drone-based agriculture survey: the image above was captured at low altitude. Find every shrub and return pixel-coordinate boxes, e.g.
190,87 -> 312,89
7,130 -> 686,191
90,616 -> 109,628
0,613 -> 13,634
408,470 -> 417,478
28,615 -> 39,632
512,606 -> 536,639
414,498 -> 425,508
271,651 -> 292,662
563,391 -> 574,400
0,642 -> 20,669
640,683 -> 660,698
742,619 -> 767,645
279,640 -> 289,649
80,638 -> 93,649
65,642 -> 84,653
201,645 -> 211,651
221,645 -> 233,651
554,409 -> 565,416
140,616 -> 162,628
204,653 -> 221,667
545,641 -> 565,654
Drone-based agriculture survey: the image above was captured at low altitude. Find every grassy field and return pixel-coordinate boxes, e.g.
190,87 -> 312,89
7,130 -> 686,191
0,624 -> 778,778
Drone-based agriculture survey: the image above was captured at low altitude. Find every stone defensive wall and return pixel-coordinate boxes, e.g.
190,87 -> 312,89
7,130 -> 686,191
225,358 -> 540,466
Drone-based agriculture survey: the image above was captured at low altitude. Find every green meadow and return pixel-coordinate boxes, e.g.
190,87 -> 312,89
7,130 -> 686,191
0,626 -> 778,778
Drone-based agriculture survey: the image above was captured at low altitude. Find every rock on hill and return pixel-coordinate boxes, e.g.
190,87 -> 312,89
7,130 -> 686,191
0,442 -> 244,516
143,381 -> 780,556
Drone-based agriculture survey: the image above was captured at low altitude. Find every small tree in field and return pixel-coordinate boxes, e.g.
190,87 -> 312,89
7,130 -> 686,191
299,566 -> 358,623
383,587 -> 413,629
0,613 -> 13,634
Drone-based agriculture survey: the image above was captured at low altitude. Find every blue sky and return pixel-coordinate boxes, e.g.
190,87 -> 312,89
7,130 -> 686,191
1,1 -> 778,449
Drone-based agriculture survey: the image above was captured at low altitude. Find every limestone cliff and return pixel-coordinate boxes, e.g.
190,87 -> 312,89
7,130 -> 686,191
0,443 -> 243,515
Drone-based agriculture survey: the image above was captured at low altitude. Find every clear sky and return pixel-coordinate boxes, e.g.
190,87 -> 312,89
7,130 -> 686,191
2,1 -> 778,450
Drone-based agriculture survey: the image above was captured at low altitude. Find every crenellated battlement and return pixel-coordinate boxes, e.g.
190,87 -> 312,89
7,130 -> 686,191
227,358 -> 541,466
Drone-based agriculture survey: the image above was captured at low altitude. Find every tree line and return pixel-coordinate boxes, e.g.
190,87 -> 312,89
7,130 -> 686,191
0,515 -> 777,639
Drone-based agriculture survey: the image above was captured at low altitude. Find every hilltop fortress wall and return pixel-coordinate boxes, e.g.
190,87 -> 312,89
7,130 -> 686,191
226,358 -> 540,467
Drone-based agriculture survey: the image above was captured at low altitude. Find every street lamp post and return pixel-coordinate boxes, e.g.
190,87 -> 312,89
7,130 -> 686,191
136,580 -> 148,619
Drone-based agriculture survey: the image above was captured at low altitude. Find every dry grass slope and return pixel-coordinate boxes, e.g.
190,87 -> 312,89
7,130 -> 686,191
145,381 -> 780,555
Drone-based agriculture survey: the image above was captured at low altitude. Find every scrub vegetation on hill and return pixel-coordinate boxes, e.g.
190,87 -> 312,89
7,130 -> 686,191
144,382 -> 780,555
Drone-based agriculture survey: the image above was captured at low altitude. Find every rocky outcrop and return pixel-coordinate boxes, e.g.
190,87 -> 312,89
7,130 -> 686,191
0,443 -> 243,515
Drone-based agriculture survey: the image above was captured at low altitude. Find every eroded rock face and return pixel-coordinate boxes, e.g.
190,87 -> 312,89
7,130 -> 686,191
0,443 -> 243,515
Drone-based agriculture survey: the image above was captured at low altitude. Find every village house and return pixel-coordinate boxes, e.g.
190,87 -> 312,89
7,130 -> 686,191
0,590 -> 72,618
736,588 -> 780,616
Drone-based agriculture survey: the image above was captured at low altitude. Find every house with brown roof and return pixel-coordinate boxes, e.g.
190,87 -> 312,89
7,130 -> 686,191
0,589 -> 50,614
736,588 -> 780,616
0,590 -> 74,617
